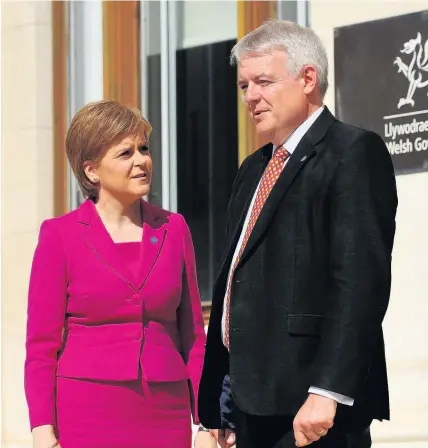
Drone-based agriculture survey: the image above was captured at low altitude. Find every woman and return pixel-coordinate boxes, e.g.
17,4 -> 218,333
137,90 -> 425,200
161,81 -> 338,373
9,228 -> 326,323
25,101 -> 213,448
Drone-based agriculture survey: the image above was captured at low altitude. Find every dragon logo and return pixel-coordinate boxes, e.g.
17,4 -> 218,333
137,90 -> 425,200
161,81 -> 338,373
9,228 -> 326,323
394,32 -> 428,109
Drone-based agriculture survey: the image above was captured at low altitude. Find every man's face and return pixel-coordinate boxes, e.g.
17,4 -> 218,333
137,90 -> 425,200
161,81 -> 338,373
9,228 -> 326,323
238,50 -> 309,145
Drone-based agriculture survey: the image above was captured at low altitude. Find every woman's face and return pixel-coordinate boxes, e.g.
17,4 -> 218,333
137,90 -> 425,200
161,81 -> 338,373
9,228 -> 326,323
85,125 -> 153,203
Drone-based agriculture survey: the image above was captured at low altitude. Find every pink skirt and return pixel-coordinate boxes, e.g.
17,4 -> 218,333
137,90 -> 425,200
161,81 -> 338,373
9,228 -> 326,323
56,377 -> 192,448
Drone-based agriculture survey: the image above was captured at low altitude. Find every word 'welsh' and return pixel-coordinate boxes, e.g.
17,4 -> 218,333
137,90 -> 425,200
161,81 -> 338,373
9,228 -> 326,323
384,118 -> 428,140
384,117 -> 428,155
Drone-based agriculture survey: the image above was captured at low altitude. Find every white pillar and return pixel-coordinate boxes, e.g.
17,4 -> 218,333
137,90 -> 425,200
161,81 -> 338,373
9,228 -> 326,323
68,0 -> 104,210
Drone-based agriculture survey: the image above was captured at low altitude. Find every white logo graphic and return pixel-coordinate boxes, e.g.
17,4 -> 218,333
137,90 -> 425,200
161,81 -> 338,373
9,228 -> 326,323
394,32 -> 428,109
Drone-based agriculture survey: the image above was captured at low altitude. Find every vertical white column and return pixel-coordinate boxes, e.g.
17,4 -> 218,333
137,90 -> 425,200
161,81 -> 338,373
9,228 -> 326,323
67,0 -> 104,210
160,0 -> 178,212
277,1 -> 308,27
160,0 -> 170,211
167,0 -> 178,213
297,0 -> 308,26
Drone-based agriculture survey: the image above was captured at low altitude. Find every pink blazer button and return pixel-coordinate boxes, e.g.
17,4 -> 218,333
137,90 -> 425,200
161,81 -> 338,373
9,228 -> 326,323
131,294 -> 140,306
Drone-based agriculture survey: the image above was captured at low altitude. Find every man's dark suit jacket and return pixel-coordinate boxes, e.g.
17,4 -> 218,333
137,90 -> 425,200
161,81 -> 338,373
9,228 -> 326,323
198,107 -> 398,430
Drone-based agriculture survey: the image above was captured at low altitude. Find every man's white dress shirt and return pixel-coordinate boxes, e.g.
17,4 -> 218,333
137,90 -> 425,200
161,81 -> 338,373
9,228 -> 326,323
221,106 -> 354,406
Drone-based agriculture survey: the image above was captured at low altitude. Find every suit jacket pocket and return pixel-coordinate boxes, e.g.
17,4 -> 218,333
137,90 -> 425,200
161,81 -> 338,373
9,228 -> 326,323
287,314 -> 324,337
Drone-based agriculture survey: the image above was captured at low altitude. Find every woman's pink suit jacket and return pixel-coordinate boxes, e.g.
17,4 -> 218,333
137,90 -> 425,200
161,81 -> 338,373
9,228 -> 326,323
24,199 -> 206,430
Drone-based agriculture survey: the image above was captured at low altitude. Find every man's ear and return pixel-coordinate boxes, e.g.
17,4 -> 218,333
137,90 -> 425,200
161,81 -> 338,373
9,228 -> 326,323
301,65 -> 318,96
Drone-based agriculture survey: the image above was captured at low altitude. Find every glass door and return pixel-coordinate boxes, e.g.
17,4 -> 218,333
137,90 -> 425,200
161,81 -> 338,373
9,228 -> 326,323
142,1 -> 239,302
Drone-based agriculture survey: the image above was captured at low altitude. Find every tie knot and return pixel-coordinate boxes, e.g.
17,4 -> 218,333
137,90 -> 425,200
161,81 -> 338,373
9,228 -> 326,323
274,147 -> 289,161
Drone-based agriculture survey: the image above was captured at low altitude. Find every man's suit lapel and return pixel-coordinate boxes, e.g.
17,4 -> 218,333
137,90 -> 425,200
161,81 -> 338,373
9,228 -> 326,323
227,164 -> 266,255
238,107 -> 336,266
238,140 -> 316,265
216,150 -> 268,286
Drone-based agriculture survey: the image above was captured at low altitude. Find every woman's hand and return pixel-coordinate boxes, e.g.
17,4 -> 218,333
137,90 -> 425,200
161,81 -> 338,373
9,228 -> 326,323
194,429 -> 219,448
32,425 -> 60,448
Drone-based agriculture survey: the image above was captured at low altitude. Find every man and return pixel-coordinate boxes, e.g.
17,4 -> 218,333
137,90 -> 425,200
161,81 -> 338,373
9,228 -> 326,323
198,20 -> 397,448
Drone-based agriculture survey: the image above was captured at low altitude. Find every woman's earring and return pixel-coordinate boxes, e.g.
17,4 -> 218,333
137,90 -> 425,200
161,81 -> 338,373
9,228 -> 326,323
92,177 -> 99,183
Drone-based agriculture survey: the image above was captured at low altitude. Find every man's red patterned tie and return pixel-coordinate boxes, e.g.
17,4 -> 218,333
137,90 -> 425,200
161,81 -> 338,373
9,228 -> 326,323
224,147 -> 290,350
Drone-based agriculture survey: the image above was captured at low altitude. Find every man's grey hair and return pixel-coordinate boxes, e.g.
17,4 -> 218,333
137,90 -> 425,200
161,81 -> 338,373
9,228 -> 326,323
230,20 -> 329,98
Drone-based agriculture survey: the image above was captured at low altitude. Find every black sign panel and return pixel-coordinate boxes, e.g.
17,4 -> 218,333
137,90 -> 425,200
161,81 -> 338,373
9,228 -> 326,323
334,11 -> 428,175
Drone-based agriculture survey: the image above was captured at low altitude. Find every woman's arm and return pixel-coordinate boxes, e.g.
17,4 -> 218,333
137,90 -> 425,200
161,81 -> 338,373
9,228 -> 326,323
25,220 -> 67,440
177,214 -> 207,424
32,425 -> 60,448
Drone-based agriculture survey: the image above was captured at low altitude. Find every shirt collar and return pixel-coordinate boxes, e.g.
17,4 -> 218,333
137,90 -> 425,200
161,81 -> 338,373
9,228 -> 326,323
273,106 -> 325,156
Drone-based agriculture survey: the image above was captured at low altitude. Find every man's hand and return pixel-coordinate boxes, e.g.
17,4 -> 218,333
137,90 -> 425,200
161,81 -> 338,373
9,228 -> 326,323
194,430 -> 218,448
293,394 -> 337,447
209,429 -> 236,448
